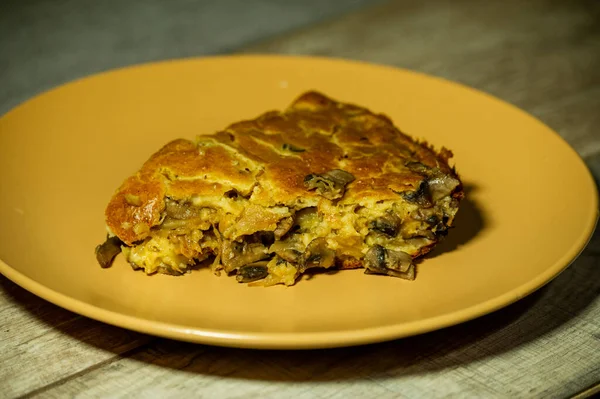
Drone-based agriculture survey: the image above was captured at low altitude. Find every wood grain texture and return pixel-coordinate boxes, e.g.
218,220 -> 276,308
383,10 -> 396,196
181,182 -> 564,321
0,278 -> 154,398
2,0 -> 600,397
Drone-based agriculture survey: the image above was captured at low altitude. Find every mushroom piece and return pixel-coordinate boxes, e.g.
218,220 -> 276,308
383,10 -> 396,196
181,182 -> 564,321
269,240 -> 303,263
304,169 -> 355,200
250,231 -> 275,247
164,198 -> 201,220
221,239 -> 269,273
273,216 -> 294,239
400,180 -> 432,208
236,261 -> 269,283
299,238 -> 336,272
282,143 -> 306,153
427,175 -> 461,202
369,213 -> 402,237
364,244 -> 415,279
276,248 -> 303,263
95,235 -> 124,268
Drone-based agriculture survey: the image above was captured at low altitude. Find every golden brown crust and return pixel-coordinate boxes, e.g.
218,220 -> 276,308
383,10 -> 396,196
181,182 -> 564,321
105,91 -> 461,247
105,176 -> 165,244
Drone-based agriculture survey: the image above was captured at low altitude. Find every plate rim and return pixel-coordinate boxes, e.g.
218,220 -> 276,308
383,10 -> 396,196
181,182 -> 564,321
0,54 -> 598,349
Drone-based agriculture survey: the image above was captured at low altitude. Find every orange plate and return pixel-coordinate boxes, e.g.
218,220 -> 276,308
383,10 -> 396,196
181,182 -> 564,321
0,56 -> 597,349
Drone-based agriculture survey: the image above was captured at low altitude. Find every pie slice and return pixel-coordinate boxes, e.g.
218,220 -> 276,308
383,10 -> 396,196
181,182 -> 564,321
96,91 -> 463,286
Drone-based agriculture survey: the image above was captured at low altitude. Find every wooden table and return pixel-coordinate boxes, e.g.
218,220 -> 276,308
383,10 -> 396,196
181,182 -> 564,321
2,0 -> 599,397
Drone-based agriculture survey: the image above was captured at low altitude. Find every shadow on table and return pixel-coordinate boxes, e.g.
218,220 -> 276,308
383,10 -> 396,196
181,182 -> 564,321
1,190 -> 598,383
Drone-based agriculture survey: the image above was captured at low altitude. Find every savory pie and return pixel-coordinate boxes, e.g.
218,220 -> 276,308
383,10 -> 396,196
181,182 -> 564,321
96,91 -> 463,286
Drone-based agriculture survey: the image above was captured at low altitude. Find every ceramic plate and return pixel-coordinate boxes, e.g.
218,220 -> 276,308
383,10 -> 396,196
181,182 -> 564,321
0,56 -> 597,349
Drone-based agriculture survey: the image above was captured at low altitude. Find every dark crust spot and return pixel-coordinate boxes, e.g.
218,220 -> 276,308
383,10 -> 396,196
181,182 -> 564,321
335,255 -> 363,269
224,189 -> 238,199
404,161 -> 430,174
282,143 -> 306,152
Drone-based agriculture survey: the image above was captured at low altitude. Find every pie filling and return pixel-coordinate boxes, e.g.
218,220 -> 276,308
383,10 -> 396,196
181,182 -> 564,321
95,91 -> 463,286
96,170 -> 460,286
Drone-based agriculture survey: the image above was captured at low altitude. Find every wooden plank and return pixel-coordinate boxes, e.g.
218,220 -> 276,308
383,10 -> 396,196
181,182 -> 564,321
20,339 -> 399,399
0,276 -> 154,398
